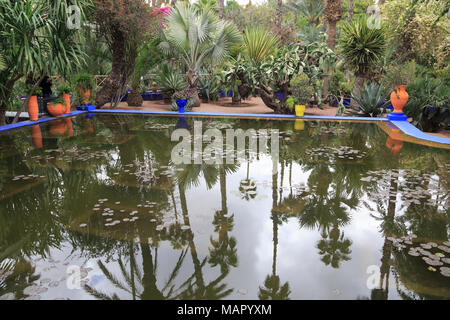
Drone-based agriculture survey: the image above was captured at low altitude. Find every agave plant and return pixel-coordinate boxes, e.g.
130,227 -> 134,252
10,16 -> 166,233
349,82 -> 387,117
154,64 -> 186,100
159,3 -> 241,107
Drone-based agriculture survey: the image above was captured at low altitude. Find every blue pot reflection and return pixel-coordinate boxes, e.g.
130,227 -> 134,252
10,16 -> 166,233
176,99 -> 187,113
177,116 -> 188,129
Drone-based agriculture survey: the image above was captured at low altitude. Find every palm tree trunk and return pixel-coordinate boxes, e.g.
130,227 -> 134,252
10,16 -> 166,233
276,0 -> 283,30
323,0 -> 342,103
347,0 -> 355,23
218,0 -> 224,19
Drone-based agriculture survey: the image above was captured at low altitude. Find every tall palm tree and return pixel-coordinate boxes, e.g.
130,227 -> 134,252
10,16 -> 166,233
159,3 -> 241,107
322,0 -> 341,99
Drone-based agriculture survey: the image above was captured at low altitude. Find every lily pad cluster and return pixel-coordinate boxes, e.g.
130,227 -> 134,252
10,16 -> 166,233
360,169 -> 448,206
305,145 -> 367,161
388,236 -> 450,277
26,147 -> 109,164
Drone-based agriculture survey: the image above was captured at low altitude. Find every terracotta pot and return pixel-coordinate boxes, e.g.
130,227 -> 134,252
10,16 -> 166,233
30,125 -> 43,148
49,119 -> 68,136
78,87 -> 90,105
62,93 -> 71,114
390,85 -> 409,114
65,118 -> 74,137
28,96 -> 39,121
47,102 -> 66,117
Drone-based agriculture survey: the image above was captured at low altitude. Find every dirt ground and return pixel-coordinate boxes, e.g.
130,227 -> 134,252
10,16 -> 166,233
103,97 -> 450,139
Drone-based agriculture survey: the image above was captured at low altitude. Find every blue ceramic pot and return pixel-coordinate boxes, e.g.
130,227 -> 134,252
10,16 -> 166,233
176,99 -> 187,113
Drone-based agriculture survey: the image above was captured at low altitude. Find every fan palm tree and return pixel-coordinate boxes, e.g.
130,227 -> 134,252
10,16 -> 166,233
159,3 -> 241,107
285,0 -> 324,26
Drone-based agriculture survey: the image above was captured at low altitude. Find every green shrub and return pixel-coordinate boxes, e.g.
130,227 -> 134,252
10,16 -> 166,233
57,83 -> 72,94
289,73 -> 313,106
404,77 -> 450,132
26,85 -> 42,96
436,66 -> 450,82
72,73 -> 94,91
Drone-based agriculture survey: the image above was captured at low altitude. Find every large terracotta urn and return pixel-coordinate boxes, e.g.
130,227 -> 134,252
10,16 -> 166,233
28,96 -> 39,121
62,93 -> 71,114
390,85 -> 409,114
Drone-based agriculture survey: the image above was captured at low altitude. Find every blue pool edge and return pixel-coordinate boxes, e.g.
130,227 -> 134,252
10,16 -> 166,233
1,109 -> 449,146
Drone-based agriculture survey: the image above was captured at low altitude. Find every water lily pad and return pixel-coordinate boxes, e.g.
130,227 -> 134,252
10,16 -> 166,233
435,253 -> 445,258
428,266 -> 437,272
423,257 -> 443,266
440,267 -> 450,277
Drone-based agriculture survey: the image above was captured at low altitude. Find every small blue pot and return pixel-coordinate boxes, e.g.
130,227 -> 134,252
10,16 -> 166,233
176,99 -> 187,113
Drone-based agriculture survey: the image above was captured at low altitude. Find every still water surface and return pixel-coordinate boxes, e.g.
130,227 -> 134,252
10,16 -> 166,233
0,114 -> 449,300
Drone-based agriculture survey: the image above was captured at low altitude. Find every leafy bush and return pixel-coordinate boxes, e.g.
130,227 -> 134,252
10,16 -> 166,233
48,97 -> 66,105
26,85 -> 42,96
348,82 -> 387,117
289,73 -> 314,105
72,73 -> 94,91
57,83 -> 72,94
198,72 -> 221,102
404,77 -> 450,132
329,70 -> 353,98
382,60 -> 417,93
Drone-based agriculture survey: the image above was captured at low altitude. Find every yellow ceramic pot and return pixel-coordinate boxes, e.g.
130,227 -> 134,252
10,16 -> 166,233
295,105 -> 306,117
